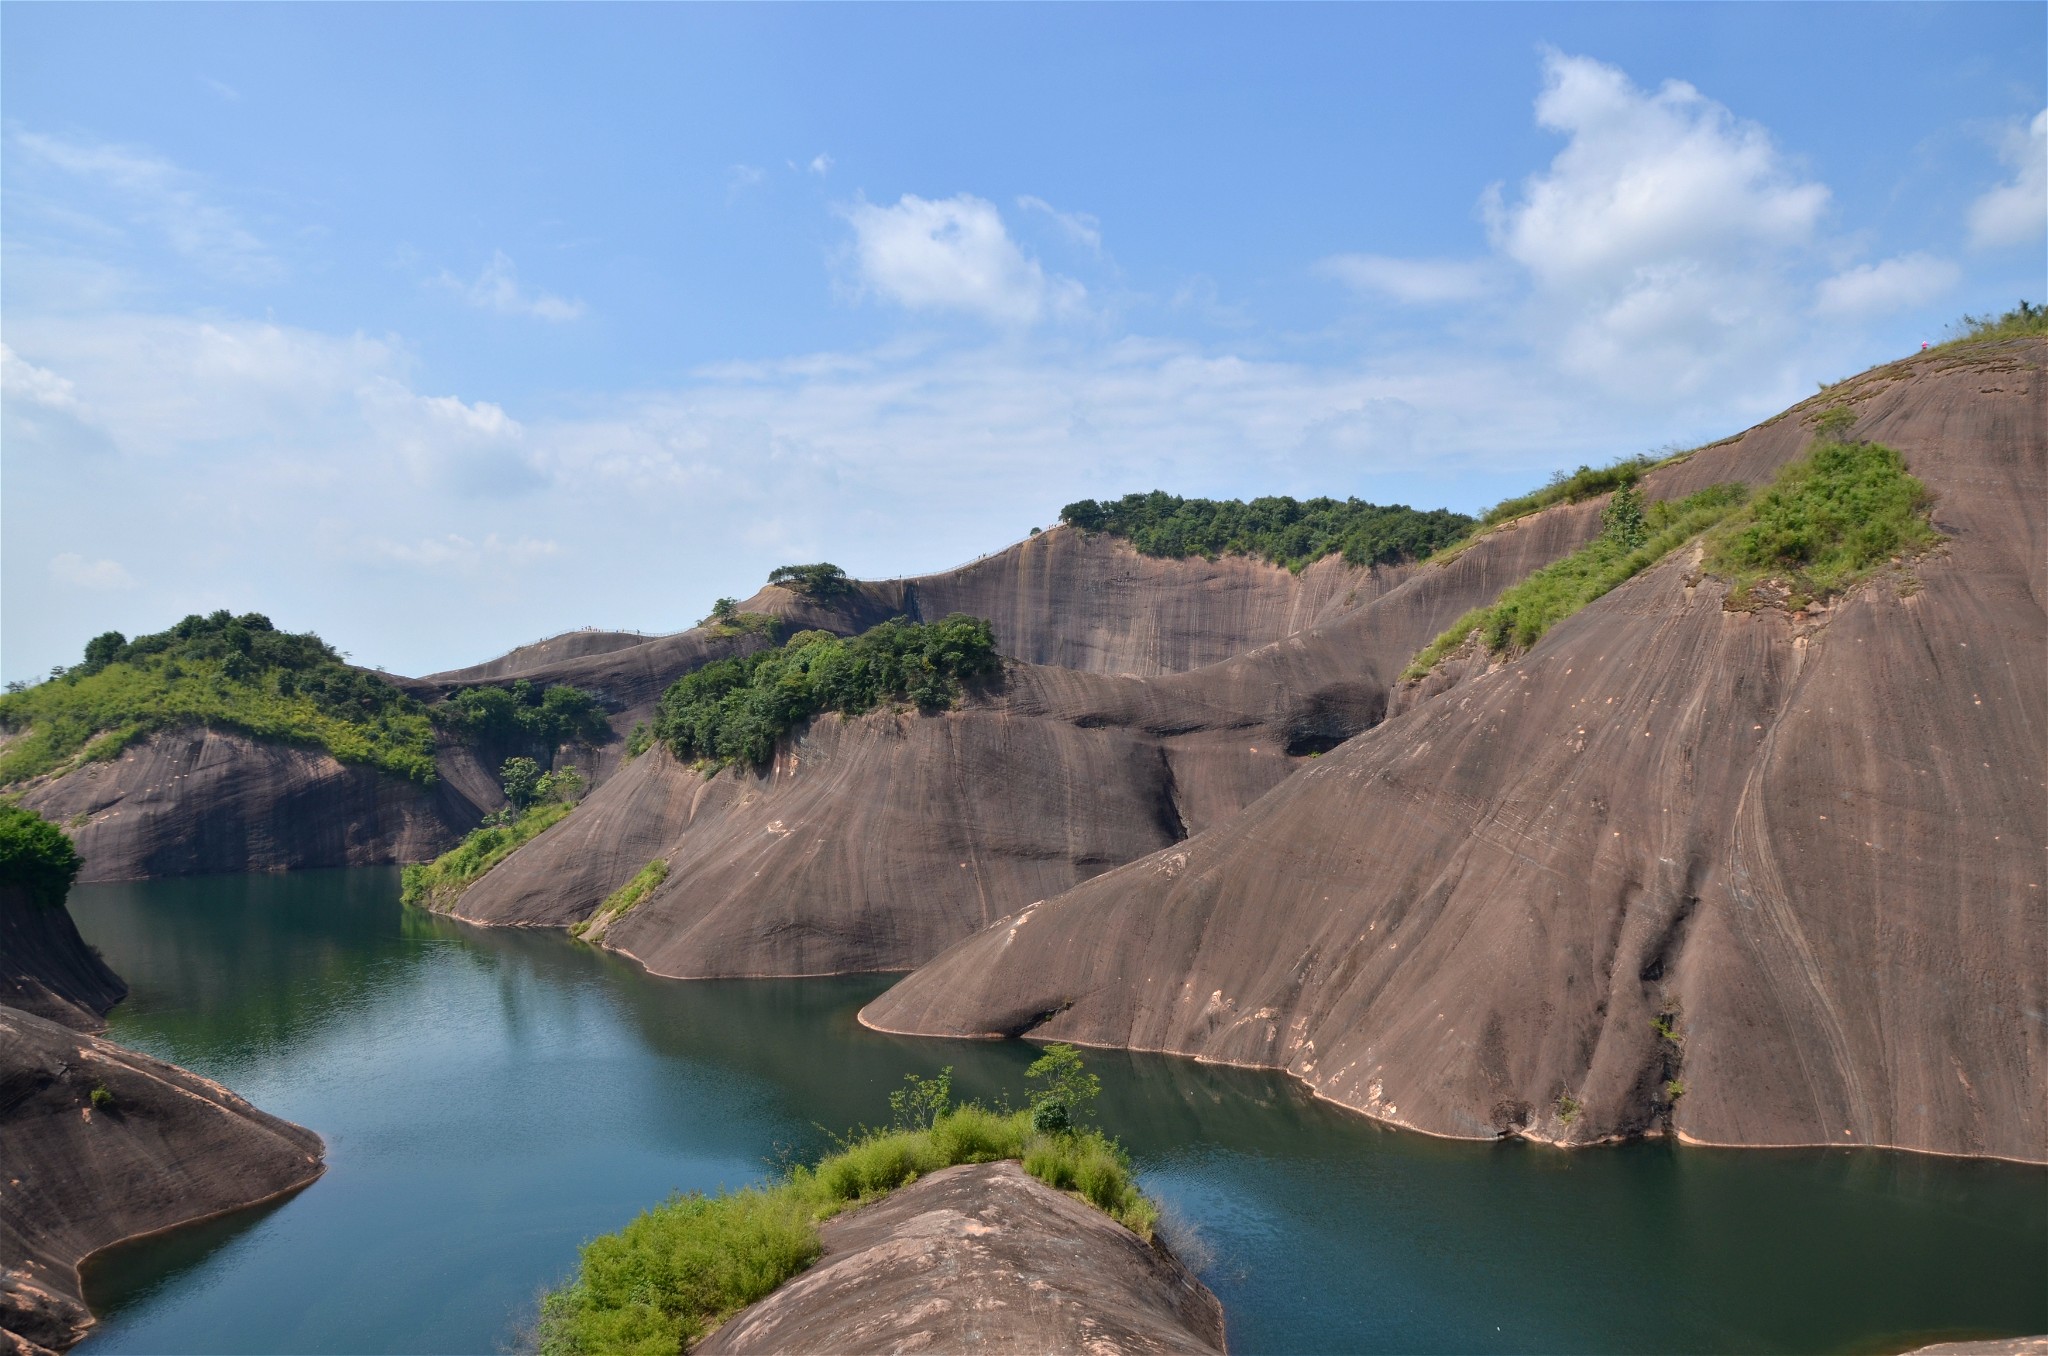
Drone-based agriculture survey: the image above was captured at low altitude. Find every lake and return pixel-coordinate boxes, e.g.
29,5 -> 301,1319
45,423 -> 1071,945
68,868 -> 2046,1354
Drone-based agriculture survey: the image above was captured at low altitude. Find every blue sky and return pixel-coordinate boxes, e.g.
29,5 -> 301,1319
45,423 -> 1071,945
4,3 -> 2042,680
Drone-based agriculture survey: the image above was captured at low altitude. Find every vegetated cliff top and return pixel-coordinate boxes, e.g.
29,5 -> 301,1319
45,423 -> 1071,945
0,610 -> 614,793
1059,489 -> 1474,571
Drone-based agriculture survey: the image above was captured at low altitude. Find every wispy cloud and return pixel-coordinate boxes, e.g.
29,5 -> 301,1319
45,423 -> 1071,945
201,76 -> 241,103
49,553 -> 136,590
809,152 -> 834,176
433,250 -> 586,322
1017,195 -> 1103,253
1320,254 -> 1491,304
12,129 -> 281,283
840,193 -> 1084,326
1814,253 -> 1960,318
1968,109 -> 2047,250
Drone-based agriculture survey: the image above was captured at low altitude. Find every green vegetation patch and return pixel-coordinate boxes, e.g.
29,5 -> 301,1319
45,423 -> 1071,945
1474,449 -> 1699,531
433,680 -> 610,748
1705,439 -> 1940,607
537,1049 -> 1155,1356
1059,491 -> 1473,571
0,803 -> 83,907
766,563 -> 853,600
1932,299 -> 2046,351
653,615 -> 999,770
1404,481 -> 1749,679
400,800 -> 574,910
571,858 -> 670,939
0,612 -> 437,787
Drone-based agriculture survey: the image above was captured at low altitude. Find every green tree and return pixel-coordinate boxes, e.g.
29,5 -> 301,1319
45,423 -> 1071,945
888,1067 -> 953,1131
500,756 -> 544,809
536,764 -> 585,804
0,804 -> 83,908
1025,1043 -> 1101,1134
766,563 -> 853,599
1601,484 -> 1648,551
710,597 -> 740,625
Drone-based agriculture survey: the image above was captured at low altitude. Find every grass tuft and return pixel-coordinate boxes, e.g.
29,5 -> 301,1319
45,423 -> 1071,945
571,858 -> 671,939
538,1093 -> 1157,1354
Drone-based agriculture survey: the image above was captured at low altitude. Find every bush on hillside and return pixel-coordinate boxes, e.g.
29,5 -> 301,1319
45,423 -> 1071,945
652,615 -> 999,770
1706,438 -> 1939,605
0,804 -> 82,907
0,611 -> 437,786
1059,491 -> 1472,571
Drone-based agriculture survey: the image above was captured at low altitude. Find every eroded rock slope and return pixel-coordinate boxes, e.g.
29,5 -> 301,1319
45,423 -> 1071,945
864,341 -> 2048,1163
0,1007 -> 325,1354
697,1161 -> 1225,1356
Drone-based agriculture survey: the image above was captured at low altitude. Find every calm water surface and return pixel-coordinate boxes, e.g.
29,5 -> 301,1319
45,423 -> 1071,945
69,869 -> 2046,1355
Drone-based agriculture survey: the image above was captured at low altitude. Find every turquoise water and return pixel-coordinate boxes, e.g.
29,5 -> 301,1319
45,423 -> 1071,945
69,869 -> 2046,1354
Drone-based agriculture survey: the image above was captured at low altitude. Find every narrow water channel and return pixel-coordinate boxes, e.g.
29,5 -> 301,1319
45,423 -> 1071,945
68,869 -> 2046,1355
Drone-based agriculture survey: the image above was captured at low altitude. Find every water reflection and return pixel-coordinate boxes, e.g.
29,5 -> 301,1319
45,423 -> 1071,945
68,871 -> 2046,1355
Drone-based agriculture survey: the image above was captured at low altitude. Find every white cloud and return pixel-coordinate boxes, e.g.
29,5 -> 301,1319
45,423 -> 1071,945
1,344 -> 84,413
809,153 -> 834,176
434,250 -> 586,322
202,77 -> 241,102
1320,254 -> 1491,304
1968,109 -> 2047,250
1491,51 -> 1828,286
1814,253 -> 1960,317
364,533 -> 560,571
1017,195 -> 1103,253
841,193 -> 1083,326
1478,51 -> 1833,394
49,553 -> 136,590
727,164 -> 767,200
12,130 -> 280,283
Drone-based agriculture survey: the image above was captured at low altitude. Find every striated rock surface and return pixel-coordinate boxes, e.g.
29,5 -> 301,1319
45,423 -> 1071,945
14,729 -> 494,883
0,1006 -> 325,1354
0,887 -> 123,1035
697,1161 -> 1224,1356
447,490 -> 1614,978
864,342 -> 2047,1163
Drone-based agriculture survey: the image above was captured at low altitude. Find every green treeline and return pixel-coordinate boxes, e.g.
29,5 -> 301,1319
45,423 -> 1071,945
434,679 -> 611,747
1405,431 -> 1938,678
538,1050 -> 1154,1356
1059,491 -> 1474,571
0,804 -> 83,908
653,615 -> 999,770
0,611 -> 439,786
0,612 -> 615,791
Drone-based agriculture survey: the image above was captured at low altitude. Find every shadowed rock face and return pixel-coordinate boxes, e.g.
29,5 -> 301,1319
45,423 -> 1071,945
863,341 -> 2048,1164
0,1006 -> 325,1354
696,1161 -> 1224,1356
0,887 -> 124,1034
14,730 -> 495,884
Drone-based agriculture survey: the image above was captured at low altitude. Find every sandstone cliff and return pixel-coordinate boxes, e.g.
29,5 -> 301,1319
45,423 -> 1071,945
697,1161 -> 1225,1356
13,729 -> 496,884
0,1006 -> 326,1354
0,887 -> 123,1035
863,340 -> 2047,1164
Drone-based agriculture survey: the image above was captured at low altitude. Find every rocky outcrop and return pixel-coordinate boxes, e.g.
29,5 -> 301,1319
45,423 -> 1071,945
0,1006 -> 325,1354
14,729 -> 495,883
447,485 -> 1621,979
862,341 -> 2048,1164
0,887 -> 123,1035
697,1162 -> 1225,1356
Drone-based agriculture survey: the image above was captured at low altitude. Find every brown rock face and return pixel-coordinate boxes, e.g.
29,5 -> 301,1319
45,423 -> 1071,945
862,342 -> 2048,1164
14,729 -> 493,883
448,493 -> 1612,979
0,1006 -> 325,1353
696,1162 -> 1224,1356
0,887 -> 123,1034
